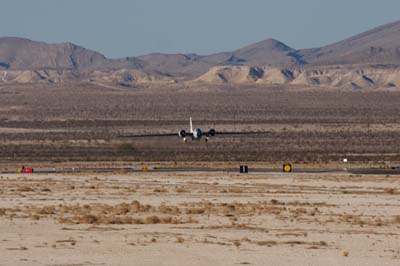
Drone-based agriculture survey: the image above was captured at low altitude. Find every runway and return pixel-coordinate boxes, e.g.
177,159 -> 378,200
1,166 -> 399,175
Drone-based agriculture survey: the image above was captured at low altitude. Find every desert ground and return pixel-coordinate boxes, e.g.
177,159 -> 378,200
0,170 -> 399,266
0,82 -> 400,266
1,83 -> 400,164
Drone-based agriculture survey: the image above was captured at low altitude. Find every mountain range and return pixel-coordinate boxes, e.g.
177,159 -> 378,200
1,20 -> 400,88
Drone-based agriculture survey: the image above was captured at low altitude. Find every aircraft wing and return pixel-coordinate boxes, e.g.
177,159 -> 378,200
118,131 -> 270,138
118,133 -> 184,138
215,131 -> 271,136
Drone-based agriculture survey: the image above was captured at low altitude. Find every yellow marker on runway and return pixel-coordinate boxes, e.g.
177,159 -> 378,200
283,164 -> 292,173
142,165 -> 149,172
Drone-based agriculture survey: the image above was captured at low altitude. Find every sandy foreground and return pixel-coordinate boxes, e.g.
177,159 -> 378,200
0,171 -> 399,266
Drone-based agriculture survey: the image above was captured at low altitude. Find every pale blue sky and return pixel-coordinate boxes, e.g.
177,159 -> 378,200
0,0 -> 399,58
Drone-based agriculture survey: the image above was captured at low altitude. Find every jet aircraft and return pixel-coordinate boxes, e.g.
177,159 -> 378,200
119,117 -> 270,142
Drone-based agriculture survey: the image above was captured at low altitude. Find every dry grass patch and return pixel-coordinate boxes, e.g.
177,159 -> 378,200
55,239 -> 77,246
17,186 -> 34,192
59,214 -> 183,225
35,206 -> 56,215
158,205 -> 181,215
204,224 -> 269,233
13,200 -> 200,225
253,239 -> 328,247
186,208 -> 205,215
181,201 -> 285,217
30,214 -> 40,220
175,188 -> 189,193
256,240 -> 278,246
176,236 -> 185,243
228,188 -> 244,193
153,188 -> 168,193
384,188 -> 398,194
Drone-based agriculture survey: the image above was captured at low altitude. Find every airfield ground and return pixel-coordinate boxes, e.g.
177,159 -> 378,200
0,83 -> 400,265
0,170 -> 399,266
1,83 -> 400,163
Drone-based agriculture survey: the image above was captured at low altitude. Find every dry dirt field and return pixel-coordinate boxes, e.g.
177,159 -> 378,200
1,83 -> 400,163
0,171 -> 399,266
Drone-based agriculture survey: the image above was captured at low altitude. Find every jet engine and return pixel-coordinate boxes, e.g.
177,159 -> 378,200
179,130 -> 187,138
208,129 -> 216,137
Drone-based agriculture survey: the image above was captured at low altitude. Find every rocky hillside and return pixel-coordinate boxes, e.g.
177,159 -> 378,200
139,20 -> 400,77
204,38 -> 304,66
193,65 -> 400,89
0,37 -> 143,71
138,53 -> 213,78
1,20 -> 400,88
299,21 -> 400,65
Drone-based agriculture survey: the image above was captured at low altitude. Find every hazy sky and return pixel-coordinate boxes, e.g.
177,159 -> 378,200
0,0 -> 399,58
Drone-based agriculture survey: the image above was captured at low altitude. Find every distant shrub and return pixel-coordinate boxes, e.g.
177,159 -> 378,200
117,143 -> 134,152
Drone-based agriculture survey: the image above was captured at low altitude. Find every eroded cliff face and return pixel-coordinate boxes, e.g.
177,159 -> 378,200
0,69 -> 176,85
192,65 -> 400,89
1,65 -> 400,89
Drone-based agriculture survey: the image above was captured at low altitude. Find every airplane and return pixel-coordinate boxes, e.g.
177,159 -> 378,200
119,117 -> 270,142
